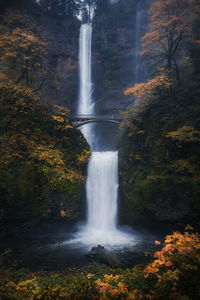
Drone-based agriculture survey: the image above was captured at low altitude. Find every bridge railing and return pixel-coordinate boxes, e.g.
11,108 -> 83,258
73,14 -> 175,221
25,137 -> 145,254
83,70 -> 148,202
69,114 -> 126,120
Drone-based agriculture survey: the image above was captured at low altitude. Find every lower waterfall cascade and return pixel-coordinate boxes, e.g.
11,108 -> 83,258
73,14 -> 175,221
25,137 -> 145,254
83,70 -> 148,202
87,151 -> 118,232
70,150 -> 136,247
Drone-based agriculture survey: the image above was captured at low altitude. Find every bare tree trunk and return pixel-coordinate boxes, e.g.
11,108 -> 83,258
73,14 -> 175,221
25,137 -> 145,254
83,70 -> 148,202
173,57 -> 181,86
167,55 -> 173,96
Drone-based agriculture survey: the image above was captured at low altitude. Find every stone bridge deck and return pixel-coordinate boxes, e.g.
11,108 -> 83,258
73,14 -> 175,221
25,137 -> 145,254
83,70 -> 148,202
69,114 -> 126,128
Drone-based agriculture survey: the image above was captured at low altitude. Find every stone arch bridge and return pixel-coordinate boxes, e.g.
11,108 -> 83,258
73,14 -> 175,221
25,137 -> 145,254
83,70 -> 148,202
69,114 -> 126,128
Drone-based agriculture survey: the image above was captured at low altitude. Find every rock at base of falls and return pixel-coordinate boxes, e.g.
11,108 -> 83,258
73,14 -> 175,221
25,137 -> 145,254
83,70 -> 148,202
86,245 -> 120,268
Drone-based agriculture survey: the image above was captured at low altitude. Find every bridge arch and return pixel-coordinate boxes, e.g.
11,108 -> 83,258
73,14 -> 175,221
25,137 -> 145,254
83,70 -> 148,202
69,114 -> 125,128
74,119 -> 122,128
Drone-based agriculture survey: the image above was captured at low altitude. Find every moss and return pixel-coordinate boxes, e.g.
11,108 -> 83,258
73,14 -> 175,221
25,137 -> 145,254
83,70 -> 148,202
0,82 -> 89,230
119,84 -> 200,225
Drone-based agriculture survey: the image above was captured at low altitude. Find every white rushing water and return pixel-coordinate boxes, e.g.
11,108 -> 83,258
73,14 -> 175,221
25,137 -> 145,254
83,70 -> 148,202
77,23 -> 94,146
135,0 -> 149,85
109,0 -> 119,4
73,151 -> 135,247
135,0 -> 144,84
65,21 -> 136,248
78,24 -> 93,116
135,5 -> 141,83
87,151 -> 118,231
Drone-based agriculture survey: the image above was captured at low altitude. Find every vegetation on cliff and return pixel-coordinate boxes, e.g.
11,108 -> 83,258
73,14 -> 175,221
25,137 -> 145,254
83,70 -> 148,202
0,7 -> 90,230
119,0 -> 200,225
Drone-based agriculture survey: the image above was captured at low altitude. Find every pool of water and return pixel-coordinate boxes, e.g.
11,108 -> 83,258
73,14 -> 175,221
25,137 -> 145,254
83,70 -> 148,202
1,222 -> 174,271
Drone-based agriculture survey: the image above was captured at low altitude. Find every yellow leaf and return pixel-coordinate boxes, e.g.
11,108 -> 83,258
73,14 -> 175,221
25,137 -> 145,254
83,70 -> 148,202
60,210 -> 66,217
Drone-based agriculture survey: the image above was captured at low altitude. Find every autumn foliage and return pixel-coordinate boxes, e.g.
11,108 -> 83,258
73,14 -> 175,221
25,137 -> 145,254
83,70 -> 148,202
144,225 -> 200,299
0,227 -> 199,299
166,126 -> 200,143
0,10 -> 50,89
125,73 -> 171,100
0,79 -> 89,224
141,0 -> 200,84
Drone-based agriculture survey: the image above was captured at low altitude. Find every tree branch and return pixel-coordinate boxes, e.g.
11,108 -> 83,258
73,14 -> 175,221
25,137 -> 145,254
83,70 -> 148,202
15,70 -> 27,85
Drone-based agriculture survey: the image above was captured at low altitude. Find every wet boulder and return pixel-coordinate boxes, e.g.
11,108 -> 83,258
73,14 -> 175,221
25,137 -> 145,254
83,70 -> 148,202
86,245 -> 120,267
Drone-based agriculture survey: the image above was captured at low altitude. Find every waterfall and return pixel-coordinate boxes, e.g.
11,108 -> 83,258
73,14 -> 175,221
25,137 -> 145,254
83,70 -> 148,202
78,23 -> 94,146
87,151 -> 118,231
68,9 -> 135,248
77,23 -> 121,242
78,24 -> 93,116
135,0 -> 150,84
109,0 -> 119,4
135,1 -> 142,83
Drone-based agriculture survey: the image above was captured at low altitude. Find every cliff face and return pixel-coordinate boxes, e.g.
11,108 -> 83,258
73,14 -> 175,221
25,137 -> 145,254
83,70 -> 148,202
92,0 -> 137,113
39,15 -> 80,112
92,0 -> 152,113
38,0 -> 151,114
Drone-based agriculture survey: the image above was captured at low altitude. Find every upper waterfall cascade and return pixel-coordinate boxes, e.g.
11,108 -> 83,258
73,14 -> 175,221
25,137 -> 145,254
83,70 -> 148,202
78,24 -> 93,116
77,23 -> 94,146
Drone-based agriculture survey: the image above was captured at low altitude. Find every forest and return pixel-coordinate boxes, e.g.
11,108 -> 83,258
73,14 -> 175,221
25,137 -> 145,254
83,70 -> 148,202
0,0 -> 200,299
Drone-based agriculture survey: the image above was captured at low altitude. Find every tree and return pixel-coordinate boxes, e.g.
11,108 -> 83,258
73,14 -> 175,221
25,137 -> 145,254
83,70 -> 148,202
125,72 -> 171,100
141,0 -> 200,85
0,10 -> 54,91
